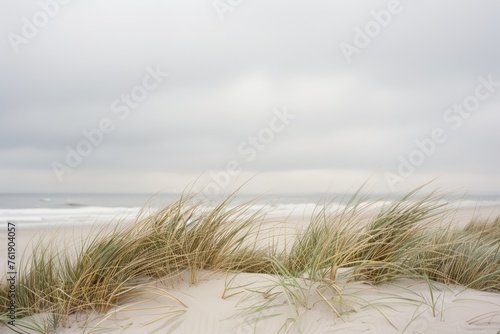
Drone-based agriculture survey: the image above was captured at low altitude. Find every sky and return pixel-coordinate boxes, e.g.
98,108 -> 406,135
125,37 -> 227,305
0,0 -> 499,195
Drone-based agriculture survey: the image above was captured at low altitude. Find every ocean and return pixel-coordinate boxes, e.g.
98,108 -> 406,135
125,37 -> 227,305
0,192 -> 499,228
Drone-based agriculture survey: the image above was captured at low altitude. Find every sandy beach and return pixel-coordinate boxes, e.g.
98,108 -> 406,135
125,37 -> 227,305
1,201 -> 500,333
3,0 -> 500,332
10,270 -> 499,334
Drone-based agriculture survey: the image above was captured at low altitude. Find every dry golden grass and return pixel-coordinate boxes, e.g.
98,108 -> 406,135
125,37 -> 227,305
1,187 -> 499,331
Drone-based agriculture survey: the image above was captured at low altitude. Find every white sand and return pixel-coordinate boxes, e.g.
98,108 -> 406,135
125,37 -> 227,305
3,270 -> 500,333
1,205 -> 500,333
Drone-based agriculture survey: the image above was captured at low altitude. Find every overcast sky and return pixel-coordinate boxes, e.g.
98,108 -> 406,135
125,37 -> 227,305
1,0 -> 499,195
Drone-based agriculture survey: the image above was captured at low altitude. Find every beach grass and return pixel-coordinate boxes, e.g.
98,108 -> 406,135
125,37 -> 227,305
1,188 -> 499,331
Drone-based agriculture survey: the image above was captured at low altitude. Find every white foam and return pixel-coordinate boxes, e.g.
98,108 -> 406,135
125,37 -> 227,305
1,198 -> 498,228
0,207 -> 142,228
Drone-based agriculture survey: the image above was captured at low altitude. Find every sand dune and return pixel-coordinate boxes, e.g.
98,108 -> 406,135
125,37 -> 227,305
1,200 -> 500,333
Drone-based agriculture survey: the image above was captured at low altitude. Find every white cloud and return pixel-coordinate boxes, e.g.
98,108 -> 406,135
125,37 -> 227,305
0,0 -> 499,194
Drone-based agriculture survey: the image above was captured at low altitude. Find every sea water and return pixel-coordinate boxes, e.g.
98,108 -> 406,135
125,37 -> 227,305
0,192 -> 498,228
